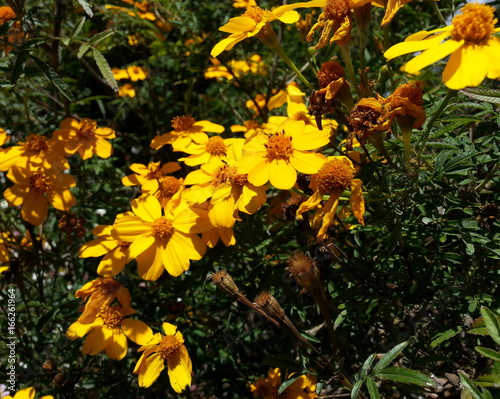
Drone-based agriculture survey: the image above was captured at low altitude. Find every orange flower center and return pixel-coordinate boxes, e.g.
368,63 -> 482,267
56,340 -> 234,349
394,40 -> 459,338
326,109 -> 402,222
29,173 -> 52,193
244,120 -> 261,130
264,132 -> 294,162
316,158 -> 355,193
317,60 -> 345,88
205,136 -> 227,156
98,307 -> 124,327
158,176 -> 181,197
451,4 -> 496,44
243,6 -> 265,23
172,115 -> 195,131
389,81 -> 424,107
151,216 -> 175,240
25,135 -> 48,152
324,0 -> 351,20
213,165 -> 247,187
0,6 -> 16,24
77,120 -> 96,140
158,335 -> 182,359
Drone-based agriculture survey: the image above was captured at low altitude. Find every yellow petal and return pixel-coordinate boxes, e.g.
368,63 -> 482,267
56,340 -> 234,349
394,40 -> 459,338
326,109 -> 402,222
22,192 -> 48,225
122,319 -> 154,345
13,387 -> 35,399
136,242 -> 164,281
350,179 -> 365,225
128,234 -> 156,259
219,16 -> 256,33
95,138 -> 113,158
247,160 -> 270,187
105,329 -> 128,360
138,352 -> 165,388
79,238 -> 118,258
97,246 -> 129,277
132,195 -> 161,222
403,38 -> 463,76
268,160 -> 296,190
47,188 -> 76,211
167,347 -> 192,393
66,319 -> 100,340
384,30 -> 451,60
210,33 -> 247,57
82,325 -> 111,355
209,199 -> 236,228
290,151 -> 326,175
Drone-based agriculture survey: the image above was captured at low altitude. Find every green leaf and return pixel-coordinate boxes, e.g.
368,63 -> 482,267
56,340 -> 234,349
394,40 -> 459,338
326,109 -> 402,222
11,52 -> 26,84
430,327 -> 462,348
475,346 -> 500,361
480,307 -> 500,346
460,88 -> 500,105
77,42 -> 91,58
459,373 -> 483,399
21,38 -> 46,49
92,49 -> 118,92
375,367 -> 435,387
277,374 -> 301,396
28,55 -> 75,101
366,377 -> 380,399
351,379 -> 363,399
371,341 -> 409,375
360,354 -> 377,380
77,0 -> 94,17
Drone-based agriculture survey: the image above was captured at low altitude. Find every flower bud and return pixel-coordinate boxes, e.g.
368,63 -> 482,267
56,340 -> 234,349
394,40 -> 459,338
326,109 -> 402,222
208,270 -> 240,297
254,292 -> 285,321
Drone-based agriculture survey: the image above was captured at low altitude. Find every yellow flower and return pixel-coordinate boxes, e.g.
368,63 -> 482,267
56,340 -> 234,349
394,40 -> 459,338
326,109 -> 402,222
112,67 -> 130,80
384,3 -> 500,90
204,55 -> 266,80
178,136 -> 240,167
0,6 -> 24,55
111,195 -> 209,280
52,118 -> 116,160
3,167 -> 76,226
79,225 -> 131,277
75,277 -> 132,324
66,304 -> 153,360
126,65 -> 147,81
3,386 -> 53,399
231,120 -> 263,139
250,368 -> 318,399
233,0 -> 257,9
246,93 -> 267,116
154,175 -> 185,210
104,4 -> 156,20
237,120 -> 329,190
0,134 -> 69,173
296,156 -> 365,239
211,6 -> 300,57
150,115 -> 224,151
122,161 -> 181,193
134,322 -> 192,392
118,83 -> 136,98
184,139 -> 268,229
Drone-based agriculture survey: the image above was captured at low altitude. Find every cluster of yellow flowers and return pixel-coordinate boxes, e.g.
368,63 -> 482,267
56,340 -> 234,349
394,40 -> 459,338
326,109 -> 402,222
0,118 -> 115,225
2,386 -> 53,399
112,65 -> 148,98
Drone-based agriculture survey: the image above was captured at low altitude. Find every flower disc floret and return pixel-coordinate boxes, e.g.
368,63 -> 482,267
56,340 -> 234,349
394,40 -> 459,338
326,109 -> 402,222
205,136 -> 227,156
151,217 -> 175,240
29,173 -> 52,193
243,6 -> 265,22
158,335 -> 182,359
316,158 -> 355,193
25,135 -> 48,152
451,3 -> 496,44
265,131 -> 294,161
172,115 -> 196,131
324,0 -> 351,20
98,306 -> 124,327
159,177 -> 182,197
77,119 -> 97,139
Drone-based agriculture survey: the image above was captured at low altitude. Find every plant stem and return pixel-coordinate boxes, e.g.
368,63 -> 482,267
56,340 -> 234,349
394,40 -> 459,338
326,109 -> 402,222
272,44 -> 314,90
429,0 -> 446,25
339,45 -> 360,97
416,89 -> 456,163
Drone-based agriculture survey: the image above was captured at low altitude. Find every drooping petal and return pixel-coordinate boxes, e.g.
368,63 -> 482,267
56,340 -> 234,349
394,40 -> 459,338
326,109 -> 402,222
97,246 -> 129,277
167,348 -> 192,393
47,188 -> 76,211
137,352 -> 165,388
66,319 -> 100,340
22,192 -> 48,225
350,179 -> 365,225
211,33 -> 247,57
105,329 -> 128,360
82,325 -> 111,355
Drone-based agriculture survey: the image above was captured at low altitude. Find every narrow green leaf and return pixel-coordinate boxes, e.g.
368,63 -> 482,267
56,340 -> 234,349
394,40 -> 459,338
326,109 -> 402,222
77,42 -> 91,58
482,388 -> 493,399
277,374 -> 301,396
459,373 -> 483,399
360,354 -> 377,380
11,52 -> 26,84
28,55 -> 75,101
21,38 -> 46,49
371,341 -> 409,375
375,367 -> 435,387
475,346 -> 500,361
430,327 -> 462,348
468,327 -> 489,336
365,377 -> 380,399
480,307 -> 500,346
334,309 -> 347,328
87,29 -> 115,47
351,379 -> 363,399
460,88 -> 500,105
77,0 -> 94,17
92,49 -> 118,92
